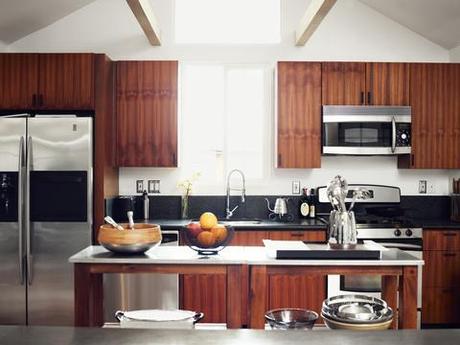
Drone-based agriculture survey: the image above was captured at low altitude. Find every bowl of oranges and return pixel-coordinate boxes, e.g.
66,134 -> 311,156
183,212 -> 234,255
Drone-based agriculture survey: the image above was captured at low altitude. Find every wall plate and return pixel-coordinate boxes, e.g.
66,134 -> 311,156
292,181 -> 301,194
136,180 -> 144,193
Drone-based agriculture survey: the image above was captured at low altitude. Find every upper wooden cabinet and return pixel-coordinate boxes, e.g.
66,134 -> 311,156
38,54 -> 94,110
0,53 -> 94,110
277,62 -> 322,168
322,62 -> 409,106
399,63 -> 460,169
116,61 -> 178,167
0,54 -> 38,109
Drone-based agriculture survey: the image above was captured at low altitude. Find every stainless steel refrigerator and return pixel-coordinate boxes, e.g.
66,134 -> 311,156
0,115 -> 92,326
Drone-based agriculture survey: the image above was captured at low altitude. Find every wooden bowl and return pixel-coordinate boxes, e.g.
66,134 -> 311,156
98,223 -> 162,254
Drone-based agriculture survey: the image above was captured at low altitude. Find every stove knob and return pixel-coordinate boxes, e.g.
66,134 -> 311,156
406,229 -> 413,237
394,229 -> 402,237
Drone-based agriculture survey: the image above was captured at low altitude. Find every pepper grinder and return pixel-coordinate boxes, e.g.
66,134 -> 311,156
143,190 -> 149,220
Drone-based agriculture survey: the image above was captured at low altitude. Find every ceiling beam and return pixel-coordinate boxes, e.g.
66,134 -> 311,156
295,0 -> 337,46
126,0 -> 161,46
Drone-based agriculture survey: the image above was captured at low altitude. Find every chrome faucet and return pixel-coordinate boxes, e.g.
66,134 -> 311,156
226,169 -> 246,219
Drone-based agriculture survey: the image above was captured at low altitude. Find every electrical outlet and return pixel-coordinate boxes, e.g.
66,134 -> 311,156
418,180 -> 427,194
148,179 -> 160,193
292,181 -> 301,194
136,180 -> 144,193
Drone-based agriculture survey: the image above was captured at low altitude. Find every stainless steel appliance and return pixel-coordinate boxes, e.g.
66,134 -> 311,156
103,230 -> 179,324
318,184 -> 423,328
0,114 -> 92,326
322,106 -> 411,155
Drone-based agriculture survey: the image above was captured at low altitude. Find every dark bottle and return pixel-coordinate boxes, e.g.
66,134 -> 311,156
299,188 -> 310,218
309,188 -> 316,218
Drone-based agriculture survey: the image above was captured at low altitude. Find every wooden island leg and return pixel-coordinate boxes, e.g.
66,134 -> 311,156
398,266 -> 418,329
226,265 -> 243,329
382,275 -> 398,329
249,265 -> 267,329
74,264 -> 103,327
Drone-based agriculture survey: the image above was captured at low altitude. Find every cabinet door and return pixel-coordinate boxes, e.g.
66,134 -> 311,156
0,53 -> 38,109
268,230 -> 326,319
231,230 -> 267,246
366,63 -> 409,105
423,251 -> 460,288
423,230 -> 460,251
322,62 -> 366,105
422,287 -> 460,325
277,62 -> 322,168
38,53 -> 94,110
400,63 -> 460,169
117,61 -> 178,167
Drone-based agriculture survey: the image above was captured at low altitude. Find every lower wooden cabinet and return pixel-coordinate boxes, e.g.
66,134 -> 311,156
180,229 -> 327,324
422,229 -> 460,326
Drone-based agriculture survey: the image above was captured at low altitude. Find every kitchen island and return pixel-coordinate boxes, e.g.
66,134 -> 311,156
69,246 -> 423,329
2,326 -> 459,345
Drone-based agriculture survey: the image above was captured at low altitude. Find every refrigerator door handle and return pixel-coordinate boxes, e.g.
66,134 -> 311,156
26,136 -> 33,285
18,136 -> 25,285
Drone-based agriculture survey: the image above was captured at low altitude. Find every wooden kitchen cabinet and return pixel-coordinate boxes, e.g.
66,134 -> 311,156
0,53 -> 38,109
399,63 -> 460,169
0,53 -> 94,110
277,61 -> 322,168
422,229 -> 460,326
38,53 -> 94,110
322,62 -> 409,106
267,230 -> 327,317
116,61 -> 178,167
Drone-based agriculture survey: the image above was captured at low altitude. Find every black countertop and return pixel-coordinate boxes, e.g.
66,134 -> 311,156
2,326 -> 460,345
144,218 -> 328,231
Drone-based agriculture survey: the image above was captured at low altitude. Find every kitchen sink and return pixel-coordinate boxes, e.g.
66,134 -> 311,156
221,219 -> 262,226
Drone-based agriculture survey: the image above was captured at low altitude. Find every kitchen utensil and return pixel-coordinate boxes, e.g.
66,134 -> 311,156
115,309 -> 204,329
321,313 -> 393,331
127,211 -> 134,229
104,216 -> 124,231
183,224 -> 234,255
348,187 -> 371,212
265,308 -> 318,330
98,223 -> 162,254
321,295 -> 393,324
265,198 -> 289,217
328,210 -> 357,249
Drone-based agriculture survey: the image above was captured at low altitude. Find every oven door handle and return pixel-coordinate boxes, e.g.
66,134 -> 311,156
391,116 -> 396,153
378,242 -> 422,251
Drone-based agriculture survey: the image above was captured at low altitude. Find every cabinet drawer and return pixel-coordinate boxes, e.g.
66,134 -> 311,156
423,251 -> 460,288
423,230 -> 460,251
269,230 -> 326,242
422,287 -> 460,324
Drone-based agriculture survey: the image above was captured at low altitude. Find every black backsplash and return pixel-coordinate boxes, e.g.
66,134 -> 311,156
107,194 -> 452,222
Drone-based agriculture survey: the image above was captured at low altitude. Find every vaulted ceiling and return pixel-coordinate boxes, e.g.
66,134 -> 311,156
360,0 -> 460,49
0,0 -> 96,43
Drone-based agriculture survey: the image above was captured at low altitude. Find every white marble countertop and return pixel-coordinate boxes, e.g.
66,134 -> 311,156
69,246 -> 423,266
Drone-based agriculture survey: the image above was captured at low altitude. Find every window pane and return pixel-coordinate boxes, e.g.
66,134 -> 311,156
175,0 -> 281,44
226,68 -> 265,179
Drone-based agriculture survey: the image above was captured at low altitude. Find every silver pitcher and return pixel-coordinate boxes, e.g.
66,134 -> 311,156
328,210 -> 357,249
265,198 -> 289,217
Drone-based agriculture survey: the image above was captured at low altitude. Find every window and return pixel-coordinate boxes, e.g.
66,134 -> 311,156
180,63 -> 270,184
175,0 -> 281,44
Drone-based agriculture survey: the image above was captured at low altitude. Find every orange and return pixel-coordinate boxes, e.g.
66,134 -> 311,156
197,231 -> 216,247
199,212 -> 218,230
210,224 -> 228,243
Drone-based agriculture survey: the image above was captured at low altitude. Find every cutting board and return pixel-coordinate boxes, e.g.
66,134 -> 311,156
263,240 -> 384,260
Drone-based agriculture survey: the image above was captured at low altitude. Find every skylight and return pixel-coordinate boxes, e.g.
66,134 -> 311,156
175,0 -> 281,44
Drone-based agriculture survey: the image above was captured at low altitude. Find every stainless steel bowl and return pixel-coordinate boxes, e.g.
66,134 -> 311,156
265,308 -> 318,330
322,295 -> 393,324
100,242 -> 160,254
322,313 -> 393,331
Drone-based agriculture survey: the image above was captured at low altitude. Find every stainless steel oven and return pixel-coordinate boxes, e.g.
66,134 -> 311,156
322,106 -> 411,155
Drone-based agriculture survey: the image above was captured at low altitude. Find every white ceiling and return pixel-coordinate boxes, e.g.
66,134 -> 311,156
0,0 -> 96,43
360,0 -> 460,49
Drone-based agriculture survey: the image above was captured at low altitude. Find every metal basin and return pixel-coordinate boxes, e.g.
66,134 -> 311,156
221,220 -> 262,226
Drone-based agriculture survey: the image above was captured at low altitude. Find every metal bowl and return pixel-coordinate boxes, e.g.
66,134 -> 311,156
265,308 -> 318,330
322,313 -> 393,331
182,224 -> 235,255
322,295 -> 393,324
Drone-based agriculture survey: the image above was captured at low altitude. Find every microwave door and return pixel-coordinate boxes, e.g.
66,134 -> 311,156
0,117 -> 27,325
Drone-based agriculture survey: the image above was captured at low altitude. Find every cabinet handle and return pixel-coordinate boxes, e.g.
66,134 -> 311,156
442,233 -> 457,237
360,92 -> 364,105
367,92 -> 371,105
443,253 -> 457,257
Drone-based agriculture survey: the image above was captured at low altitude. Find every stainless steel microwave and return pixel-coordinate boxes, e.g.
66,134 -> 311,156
322,106 -> 411,155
